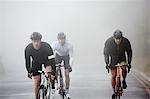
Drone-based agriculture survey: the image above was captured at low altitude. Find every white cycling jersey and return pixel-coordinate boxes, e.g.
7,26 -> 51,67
51,40 -> 73,66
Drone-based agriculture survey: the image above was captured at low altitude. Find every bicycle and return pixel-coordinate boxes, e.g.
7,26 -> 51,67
37,70 -> 52,99
55,63 -> 68,99
108,63 -> 130,99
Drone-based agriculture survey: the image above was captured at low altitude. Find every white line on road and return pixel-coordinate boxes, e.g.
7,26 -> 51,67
0,93 -> 34,97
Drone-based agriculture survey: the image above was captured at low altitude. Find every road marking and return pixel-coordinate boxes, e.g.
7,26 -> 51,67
0,93 -> 34,97
131,70 -> 150,96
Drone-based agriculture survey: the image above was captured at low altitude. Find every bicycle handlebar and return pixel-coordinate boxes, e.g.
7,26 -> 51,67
115,64 -> 124,67
56,64 -> 64,67
107,64 -> 131,74
38,70 -> 45,74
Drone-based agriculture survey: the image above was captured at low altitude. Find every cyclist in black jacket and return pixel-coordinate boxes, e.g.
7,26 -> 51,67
25,32 -> 56,99
104,29 -> 132,98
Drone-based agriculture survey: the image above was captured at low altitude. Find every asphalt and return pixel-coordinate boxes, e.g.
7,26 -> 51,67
0,69 -> 149,99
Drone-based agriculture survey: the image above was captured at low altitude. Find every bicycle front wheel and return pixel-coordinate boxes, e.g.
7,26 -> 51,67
61,91 -> 65,99
38,86 -> 46,99
46,84 -> 51,99
118,95 -> 120,99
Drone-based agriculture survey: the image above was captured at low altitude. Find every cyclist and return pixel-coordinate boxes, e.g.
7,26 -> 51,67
25,32 -> 56,99
103,29 -> 132,98
51,32 -> 73,99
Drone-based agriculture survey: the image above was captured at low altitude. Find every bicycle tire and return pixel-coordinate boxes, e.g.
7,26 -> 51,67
61,91 -> 65,99
116,77 -> 122,99
118,95 -> 120,99
38,87 -> 46,99
46,84 -> 51,99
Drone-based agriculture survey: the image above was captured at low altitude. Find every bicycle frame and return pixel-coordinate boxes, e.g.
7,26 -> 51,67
115,64 -> 123,98
115,62 -> 129,99
38,70 -> 51,99
107,62 -> 129,99
56,63 -> 66,99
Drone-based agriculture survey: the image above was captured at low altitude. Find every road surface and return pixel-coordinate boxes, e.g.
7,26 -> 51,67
0,68 -> 149,99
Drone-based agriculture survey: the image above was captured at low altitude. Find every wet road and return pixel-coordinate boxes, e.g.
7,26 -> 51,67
0,69 -> 149,99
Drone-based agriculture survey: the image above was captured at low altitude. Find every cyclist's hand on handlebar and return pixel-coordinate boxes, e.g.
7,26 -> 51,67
106,64 -> 110,73
128,64 -> 131,73
68,66 -> 72,72
128,64 -> 131,68
28,73 -> 32,79
106,64 -> 110,70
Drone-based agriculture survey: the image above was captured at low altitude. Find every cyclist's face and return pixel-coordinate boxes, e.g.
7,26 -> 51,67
58,38 -> 65,45
114,37 -> 122,45
32,40 -> 41,50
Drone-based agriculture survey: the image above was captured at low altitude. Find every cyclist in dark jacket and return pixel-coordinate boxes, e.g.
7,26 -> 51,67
25,32 -> 56,99
104,29 -> 132,98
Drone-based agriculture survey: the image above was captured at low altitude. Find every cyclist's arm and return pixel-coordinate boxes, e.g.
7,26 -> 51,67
25,48 -> 31,73
69,44 -> 73,66
126,39 -> 132,65
104,41 -> 110,65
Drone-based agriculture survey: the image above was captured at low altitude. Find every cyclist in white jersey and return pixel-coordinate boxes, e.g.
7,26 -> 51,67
51,32 -> 73,98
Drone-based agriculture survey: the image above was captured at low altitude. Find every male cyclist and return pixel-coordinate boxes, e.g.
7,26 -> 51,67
104,29 -> 132,98
51,32 -> 73,99
25,32 -> 56,99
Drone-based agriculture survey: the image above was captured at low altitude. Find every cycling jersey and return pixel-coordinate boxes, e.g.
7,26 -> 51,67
51,41 -> 73,66
25,42 -> 55,76
104,37 -> 132,66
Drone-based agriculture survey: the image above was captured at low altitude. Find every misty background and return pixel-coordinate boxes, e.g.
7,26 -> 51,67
0,0 -> 149,81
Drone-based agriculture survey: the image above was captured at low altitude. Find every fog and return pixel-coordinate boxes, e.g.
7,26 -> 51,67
0,0 -> 149,81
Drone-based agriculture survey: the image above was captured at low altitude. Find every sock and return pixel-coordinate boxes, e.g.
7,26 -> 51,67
66,88 -> 69,94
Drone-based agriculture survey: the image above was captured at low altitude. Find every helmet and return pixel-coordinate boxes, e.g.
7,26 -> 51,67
113,29 -> 123,39
30,32 -> 42,40
57,32 -> 66,39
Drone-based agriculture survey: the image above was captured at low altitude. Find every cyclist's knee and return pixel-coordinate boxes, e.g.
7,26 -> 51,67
111,73 -> 116,80
122,65 -> 127,71
111,69 -> 117,80
112,75 -> 116,80
33,75 -> 41,84
46,66 -> 52,73
122,66 -> 127,76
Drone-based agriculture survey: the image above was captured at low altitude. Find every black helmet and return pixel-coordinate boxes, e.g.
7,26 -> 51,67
57,32 -> 66,39
30,32 -> 42,40
113,29 -> 123,39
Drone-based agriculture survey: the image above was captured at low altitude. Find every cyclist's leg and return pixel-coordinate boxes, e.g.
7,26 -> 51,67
45,66 -> 52,80
111,67 -> 117,93
33,71 -> 41,99
65,69 -> 70,90
45,58 -> 56,90
122,65 -> 127,81
63,55 -> 71,92
45,65 -> 56,91
122,65 -> 127,89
